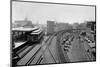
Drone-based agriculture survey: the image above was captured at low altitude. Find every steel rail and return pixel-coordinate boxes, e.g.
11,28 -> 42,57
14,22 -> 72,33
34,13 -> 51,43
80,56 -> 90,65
16,44 -> 28,54
25,47 -> 41,65
36,34 -> 57,64
48,47 -> 57,63
19,44 -> 36,59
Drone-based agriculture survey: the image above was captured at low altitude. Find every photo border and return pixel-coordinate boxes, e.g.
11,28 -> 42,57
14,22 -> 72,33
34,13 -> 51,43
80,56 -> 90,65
10,0 -> 96,67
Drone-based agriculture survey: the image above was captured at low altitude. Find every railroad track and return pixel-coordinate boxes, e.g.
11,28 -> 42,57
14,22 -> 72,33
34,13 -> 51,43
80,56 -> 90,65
34,36 -> 54,64
43,33 -> 62,63
13,44 -> 39,65
80,40 -> 95,61
13,31 -> 70,66
48,47 -> 56,63
16,35 -> 52,65
16,45 -> 28,54
35,55 -> 43,64
61,30 -> 95,62
45,36 -> 51,43
18,44 -> 36,58
33,36 -> 53,64
16,41 -> 34,54
12,41 -> 37,66
17,44 -> 41,65
16,33 -> 61,65
35,35 -> 57,64
15,41 -> 38,59
25,47 -> 41,65
56,30 -> 71,62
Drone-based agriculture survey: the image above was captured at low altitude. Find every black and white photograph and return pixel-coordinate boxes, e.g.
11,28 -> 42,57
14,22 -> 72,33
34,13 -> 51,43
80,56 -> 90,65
11,0 -> 96,67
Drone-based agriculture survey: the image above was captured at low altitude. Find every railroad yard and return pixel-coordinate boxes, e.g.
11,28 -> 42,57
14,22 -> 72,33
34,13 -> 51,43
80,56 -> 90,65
12,29 -> 96,66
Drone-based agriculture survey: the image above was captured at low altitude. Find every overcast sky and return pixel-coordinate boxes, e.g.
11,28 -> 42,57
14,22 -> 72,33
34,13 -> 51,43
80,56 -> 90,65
12,1 -> 95,24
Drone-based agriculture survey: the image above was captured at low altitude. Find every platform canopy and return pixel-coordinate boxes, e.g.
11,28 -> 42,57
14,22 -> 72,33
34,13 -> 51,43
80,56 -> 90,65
31,28 -> 42,35
12,26 -> 39,32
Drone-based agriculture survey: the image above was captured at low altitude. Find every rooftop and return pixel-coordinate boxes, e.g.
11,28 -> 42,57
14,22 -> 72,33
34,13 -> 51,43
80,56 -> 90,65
12,26 -> 39,32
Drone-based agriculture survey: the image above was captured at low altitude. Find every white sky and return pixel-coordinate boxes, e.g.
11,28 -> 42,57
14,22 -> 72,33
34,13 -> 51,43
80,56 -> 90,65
12,1 -> 95,24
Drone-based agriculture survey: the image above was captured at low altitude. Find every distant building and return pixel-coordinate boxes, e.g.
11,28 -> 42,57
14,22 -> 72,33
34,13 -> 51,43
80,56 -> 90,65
13,18 -> 34,28
55,22 -> 72,32
47,21 -> 55,35
72,23 -> 79,29
77,22 -> 87,30
86,21 -> 96,31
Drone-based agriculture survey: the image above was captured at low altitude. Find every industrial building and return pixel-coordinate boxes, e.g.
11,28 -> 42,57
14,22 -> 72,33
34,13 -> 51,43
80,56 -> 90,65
47,21 -> 55,35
